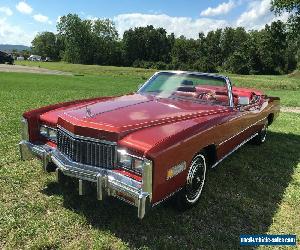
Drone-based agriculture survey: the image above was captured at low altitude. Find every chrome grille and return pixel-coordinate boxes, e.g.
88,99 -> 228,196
57,127 -> 116,169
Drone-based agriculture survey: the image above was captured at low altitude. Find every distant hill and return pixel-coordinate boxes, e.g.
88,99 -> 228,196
0,44 -> 31,52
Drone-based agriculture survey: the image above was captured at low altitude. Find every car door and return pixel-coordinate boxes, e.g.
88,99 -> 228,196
214,108 -> 251,160
234,95 -> 267,143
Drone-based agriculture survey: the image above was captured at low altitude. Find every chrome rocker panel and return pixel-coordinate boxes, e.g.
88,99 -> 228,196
19,140 -> 151,219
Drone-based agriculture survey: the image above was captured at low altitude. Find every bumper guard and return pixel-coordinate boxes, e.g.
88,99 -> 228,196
19,140 -> 151,219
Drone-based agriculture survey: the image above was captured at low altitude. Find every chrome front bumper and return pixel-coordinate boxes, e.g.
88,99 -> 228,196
19,140 -> 151,219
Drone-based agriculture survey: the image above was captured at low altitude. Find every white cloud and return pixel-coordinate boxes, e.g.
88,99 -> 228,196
56,16 -> 61,23
33,14 -> 49,23
0,6 -> 13,16
236,0 -> 290,29
0,17 -> 34,45
86,15 -> 98,22
114,13 -> 228,38
2,1 -> 292,46
113,8 -> 290,39
200,1 -> 235,17
16,1 -> 33,15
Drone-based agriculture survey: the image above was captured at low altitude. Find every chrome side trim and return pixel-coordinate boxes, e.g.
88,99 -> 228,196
218,117 -> 267,146
212,132 -> 258,168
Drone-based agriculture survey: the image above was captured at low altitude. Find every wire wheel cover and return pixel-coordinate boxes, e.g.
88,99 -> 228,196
186,155 -> 206,203
261,123 -> 267,142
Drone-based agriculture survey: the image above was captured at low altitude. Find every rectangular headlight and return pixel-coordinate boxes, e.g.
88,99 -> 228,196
39,125 -> 57,142
133,158 -> 143,173
119,152 -> 132,168
117,149 -> 144,175
40,125 -> 48,137
48,129 -> 57,141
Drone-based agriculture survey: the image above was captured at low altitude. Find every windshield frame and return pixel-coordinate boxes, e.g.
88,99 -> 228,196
138,71 -> 234,108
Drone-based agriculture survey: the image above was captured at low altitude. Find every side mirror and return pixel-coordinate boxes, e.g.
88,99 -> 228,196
238,96 -> 250,106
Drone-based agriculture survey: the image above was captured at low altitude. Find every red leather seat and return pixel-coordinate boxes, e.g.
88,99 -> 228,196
173,91 -> 199,98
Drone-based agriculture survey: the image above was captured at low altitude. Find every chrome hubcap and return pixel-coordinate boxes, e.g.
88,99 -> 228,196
186,155 -> 206,203
261,123 -> 267,142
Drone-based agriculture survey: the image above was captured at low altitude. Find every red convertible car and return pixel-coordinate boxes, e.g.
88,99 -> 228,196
19,71 -> 280,219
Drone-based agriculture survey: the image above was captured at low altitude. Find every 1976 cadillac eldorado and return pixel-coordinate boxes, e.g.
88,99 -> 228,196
19,71 -> 280,219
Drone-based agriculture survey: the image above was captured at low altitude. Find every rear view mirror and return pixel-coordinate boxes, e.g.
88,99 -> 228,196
238,96 -> 250,105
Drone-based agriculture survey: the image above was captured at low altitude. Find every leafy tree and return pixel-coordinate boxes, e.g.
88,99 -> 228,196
31,12 -> 299,74
271,0 -> 300,13
92,19 -> 118,41
21,49 -> 31,60
271,0 -> 300,68
256,21 -> 289,74
31,32 -> 59,60
92,19 -> 122,65
246,31 -> 264,74
123,25 -> 172,65
221,27 -> 250,73
57,15 -> 122,65
204,29 -> 222,71
57,14 -> 94,64
171,37 -> 200,68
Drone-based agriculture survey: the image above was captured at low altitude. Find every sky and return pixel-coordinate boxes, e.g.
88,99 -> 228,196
0,0 -> 290,46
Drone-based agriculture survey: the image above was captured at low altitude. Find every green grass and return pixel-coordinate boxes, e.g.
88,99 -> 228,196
229,73 -> 300,107
0,67 -> 299,249
16,61 -> 155,79
15,61 -> 300,107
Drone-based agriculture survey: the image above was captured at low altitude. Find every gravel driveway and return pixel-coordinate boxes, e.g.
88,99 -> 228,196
0,64 -> 72,75
281,107 -> 300,113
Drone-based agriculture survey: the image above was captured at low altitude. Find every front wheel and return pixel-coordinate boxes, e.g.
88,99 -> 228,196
176,153 -> 207,210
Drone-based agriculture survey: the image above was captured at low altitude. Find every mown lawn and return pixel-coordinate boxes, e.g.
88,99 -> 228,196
0,69 -> 299,249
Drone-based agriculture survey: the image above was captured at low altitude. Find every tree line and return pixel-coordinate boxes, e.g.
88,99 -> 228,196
32,1 -> 299,75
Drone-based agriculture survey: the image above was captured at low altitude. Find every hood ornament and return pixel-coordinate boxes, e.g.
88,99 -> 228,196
85,106 -> 94,118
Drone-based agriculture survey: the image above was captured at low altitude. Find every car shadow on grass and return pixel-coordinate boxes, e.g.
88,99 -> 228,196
42,131 -> 300,249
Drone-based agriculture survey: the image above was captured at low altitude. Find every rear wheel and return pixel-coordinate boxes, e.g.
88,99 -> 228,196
252,121 -> 268,145
176,153 -> 207,210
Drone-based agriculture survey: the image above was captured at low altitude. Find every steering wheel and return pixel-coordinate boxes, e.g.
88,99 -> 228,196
199,90 -> 217,101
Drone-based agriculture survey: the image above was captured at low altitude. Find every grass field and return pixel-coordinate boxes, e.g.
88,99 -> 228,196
16,61 -> 300,107
0,64 -> 299,249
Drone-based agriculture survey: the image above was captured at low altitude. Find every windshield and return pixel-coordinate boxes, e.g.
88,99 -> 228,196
139,72 -> 230,106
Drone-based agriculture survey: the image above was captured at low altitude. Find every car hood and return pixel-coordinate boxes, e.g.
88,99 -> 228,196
40,94 -> 230,139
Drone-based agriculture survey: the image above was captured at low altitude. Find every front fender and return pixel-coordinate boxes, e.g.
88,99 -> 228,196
118,112 -> 231,203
